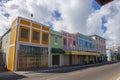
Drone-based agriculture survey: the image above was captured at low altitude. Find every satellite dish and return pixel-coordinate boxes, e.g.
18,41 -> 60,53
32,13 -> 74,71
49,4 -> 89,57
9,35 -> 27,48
96,0 -> 113,6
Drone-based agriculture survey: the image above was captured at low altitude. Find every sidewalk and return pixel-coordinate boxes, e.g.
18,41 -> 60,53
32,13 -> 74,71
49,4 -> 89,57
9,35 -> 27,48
0,61 -> 119,77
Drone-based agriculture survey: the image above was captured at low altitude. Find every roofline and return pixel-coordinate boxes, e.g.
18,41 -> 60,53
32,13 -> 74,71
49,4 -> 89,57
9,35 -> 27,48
1,28 -> 11,40
18,16 -> 50,28
76,32 -> 93,40
89,34 -> 106,40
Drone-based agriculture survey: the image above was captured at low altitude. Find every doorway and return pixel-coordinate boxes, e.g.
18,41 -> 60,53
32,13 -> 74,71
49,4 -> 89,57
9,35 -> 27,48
52,55 -> 60,66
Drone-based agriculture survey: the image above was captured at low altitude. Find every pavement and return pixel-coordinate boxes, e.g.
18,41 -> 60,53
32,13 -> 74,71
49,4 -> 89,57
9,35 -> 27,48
0,61 -> 120,80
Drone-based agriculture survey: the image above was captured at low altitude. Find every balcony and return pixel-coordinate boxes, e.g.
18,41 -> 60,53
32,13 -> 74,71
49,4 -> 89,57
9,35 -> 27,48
63,45 -> 100,53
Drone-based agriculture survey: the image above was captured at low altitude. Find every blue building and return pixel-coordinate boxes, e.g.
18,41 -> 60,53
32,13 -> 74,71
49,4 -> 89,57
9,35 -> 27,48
77,33 -> 93,50
75,33 -> 100,64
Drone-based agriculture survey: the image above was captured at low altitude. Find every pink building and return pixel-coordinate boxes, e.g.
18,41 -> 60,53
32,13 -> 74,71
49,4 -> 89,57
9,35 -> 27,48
62,31 -> 77,50
61,31 -> 78,66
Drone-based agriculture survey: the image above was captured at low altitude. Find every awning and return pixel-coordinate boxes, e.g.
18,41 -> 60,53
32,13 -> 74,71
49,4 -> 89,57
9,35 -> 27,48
65,50 -> 100,56
51,48 -> 65,53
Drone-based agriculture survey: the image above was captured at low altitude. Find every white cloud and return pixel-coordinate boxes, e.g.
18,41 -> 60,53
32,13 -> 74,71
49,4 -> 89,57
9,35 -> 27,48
86,0 -> 120,47
0,0 -> 120,47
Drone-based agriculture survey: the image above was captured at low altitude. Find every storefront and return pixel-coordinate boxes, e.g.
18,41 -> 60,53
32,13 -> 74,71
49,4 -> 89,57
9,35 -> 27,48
51,48 -> 64,67
64,50 -> 100,66
17,45 -> 48,70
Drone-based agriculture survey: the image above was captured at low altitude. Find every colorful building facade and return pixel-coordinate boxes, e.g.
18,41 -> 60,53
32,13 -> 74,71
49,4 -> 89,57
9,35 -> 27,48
1,17 -> 50,71
0,16 -> 106,71
90,35 -> 106,62
50,30 -> 64,67
61,31 -> 78,66
76,33 -> 100,64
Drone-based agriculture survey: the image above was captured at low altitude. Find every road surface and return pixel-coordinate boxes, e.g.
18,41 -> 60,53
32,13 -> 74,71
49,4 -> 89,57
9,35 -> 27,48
1,62 -> 120,80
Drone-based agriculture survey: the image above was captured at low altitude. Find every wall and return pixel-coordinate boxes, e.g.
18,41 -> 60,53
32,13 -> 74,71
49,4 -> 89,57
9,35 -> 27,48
1,31 -> 10,67
91,35 -> 106,55
50,30 -> 63,67
77,33 -> 93,51
61,31 -> 77,50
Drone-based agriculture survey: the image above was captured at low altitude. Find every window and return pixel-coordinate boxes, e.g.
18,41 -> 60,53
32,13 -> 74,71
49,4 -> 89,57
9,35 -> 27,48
85,42 -> 88,48
42,33 -> 48,42
90,43 -> 92,48
21,28 -> 28,38
63,38 -> 67,45
33,32 -> 39,40
54,36 -> 58,44
73,40 -> 76,46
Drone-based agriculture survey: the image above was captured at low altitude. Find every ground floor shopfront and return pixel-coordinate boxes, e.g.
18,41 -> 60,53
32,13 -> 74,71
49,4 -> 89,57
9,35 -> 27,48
17,45 -> 49,70
62,51 -> 100,66
50,48 -> 64,67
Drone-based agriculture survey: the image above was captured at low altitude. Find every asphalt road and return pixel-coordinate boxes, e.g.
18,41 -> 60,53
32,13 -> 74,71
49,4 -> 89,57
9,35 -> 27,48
1,62 -> 120,80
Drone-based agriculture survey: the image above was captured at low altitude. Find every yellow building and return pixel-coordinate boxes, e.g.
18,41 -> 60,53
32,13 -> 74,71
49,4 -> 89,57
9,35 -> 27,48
0,16 -> 50,71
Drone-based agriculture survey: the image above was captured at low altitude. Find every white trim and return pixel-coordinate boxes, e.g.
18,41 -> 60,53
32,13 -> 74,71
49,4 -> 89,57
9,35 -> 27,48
14,18 -> 20,71
54,36 -> 58,45
9,44 -> 15,47
19,41 -> 49,47
20,24 -> 30,28
48,34 -> 51,67
29,20 -> 32,43
32,27 -> 41,30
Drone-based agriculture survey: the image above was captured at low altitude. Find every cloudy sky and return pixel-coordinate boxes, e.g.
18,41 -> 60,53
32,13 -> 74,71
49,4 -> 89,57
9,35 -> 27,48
0,0 -> 120,47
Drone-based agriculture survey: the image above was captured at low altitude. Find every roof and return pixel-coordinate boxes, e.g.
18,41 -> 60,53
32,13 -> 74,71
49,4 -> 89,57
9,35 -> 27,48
18,16 -> 50,28
89,34 -> 106,40
96,0 -> 113,6
0,28 -> 11,40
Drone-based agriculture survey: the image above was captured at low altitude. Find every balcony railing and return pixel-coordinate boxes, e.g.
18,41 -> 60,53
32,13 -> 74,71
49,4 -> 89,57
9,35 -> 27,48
63,46 -> 100,53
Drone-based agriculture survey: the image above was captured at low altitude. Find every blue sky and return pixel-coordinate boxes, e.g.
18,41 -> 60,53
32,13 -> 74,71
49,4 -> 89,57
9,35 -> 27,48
0,0 -> 120,46
1,0 -> 107,33
92,0 -> 107,33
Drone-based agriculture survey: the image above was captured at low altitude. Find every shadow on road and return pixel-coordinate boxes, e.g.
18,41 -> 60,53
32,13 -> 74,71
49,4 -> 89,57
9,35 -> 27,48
27,61 -> 119,73
0,72 -> 27,80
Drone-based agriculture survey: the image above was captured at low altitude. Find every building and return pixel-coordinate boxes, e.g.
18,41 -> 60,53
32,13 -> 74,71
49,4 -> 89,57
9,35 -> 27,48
61,31 -> 100,66
0,16 -> 107,71
90,35 -> 106,55
61,31 -> 77,66
106,49 -> 117,61
0,16 -> 50,71
50,30 -> 64,67
90,35 -> 106,62
76,33 -> 100,64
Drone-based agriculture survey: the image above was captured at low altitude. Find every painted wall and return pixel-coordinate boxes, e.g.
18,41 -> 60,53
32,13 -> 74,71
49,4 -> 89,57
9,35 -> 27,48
61,31 -> 77,50
91,35 -> 106,55
77,33 -> 93,50
50,30 -> 63,67
1,31 -> 10,67
50,30 -> 62,48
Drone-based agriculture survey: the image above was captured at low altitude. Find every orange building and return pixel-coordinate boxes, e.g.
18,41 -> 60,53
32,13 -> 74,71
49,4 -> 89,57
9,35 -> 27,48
0,17 -> 50,71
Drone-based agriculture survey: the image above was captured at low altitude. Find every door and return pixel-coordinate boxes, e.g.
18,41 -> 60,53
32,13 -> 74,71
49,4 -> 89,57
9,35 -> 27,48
52,55 -> 60,66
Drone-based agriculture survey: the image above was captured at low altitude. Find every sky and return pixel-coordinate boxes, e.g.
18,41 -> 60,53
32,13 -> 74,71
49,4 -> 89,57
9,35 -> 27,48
0,0 -> 120,47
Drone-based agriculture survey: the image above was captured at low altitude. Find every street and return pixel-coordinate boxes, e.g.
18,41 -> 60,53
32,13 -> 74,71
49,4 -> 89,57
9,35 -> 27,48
1,62 -> 120,80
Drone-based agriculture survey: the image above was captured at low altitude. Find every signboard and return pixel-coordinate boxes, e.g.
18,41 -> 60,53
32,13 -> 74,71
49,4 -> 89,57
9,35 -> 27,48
96,0 -> 113,6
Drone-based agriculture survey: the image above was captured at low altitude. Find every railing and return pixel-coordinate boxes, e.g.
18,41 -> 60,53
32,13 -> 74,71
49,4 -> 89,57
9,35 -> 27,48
63,46 -> 100,53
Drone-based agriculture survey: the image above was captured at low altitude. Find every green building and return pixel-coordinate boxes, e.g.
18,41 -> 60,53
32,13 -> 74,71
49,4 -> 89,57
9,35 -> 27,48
50,30 -> 64,67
